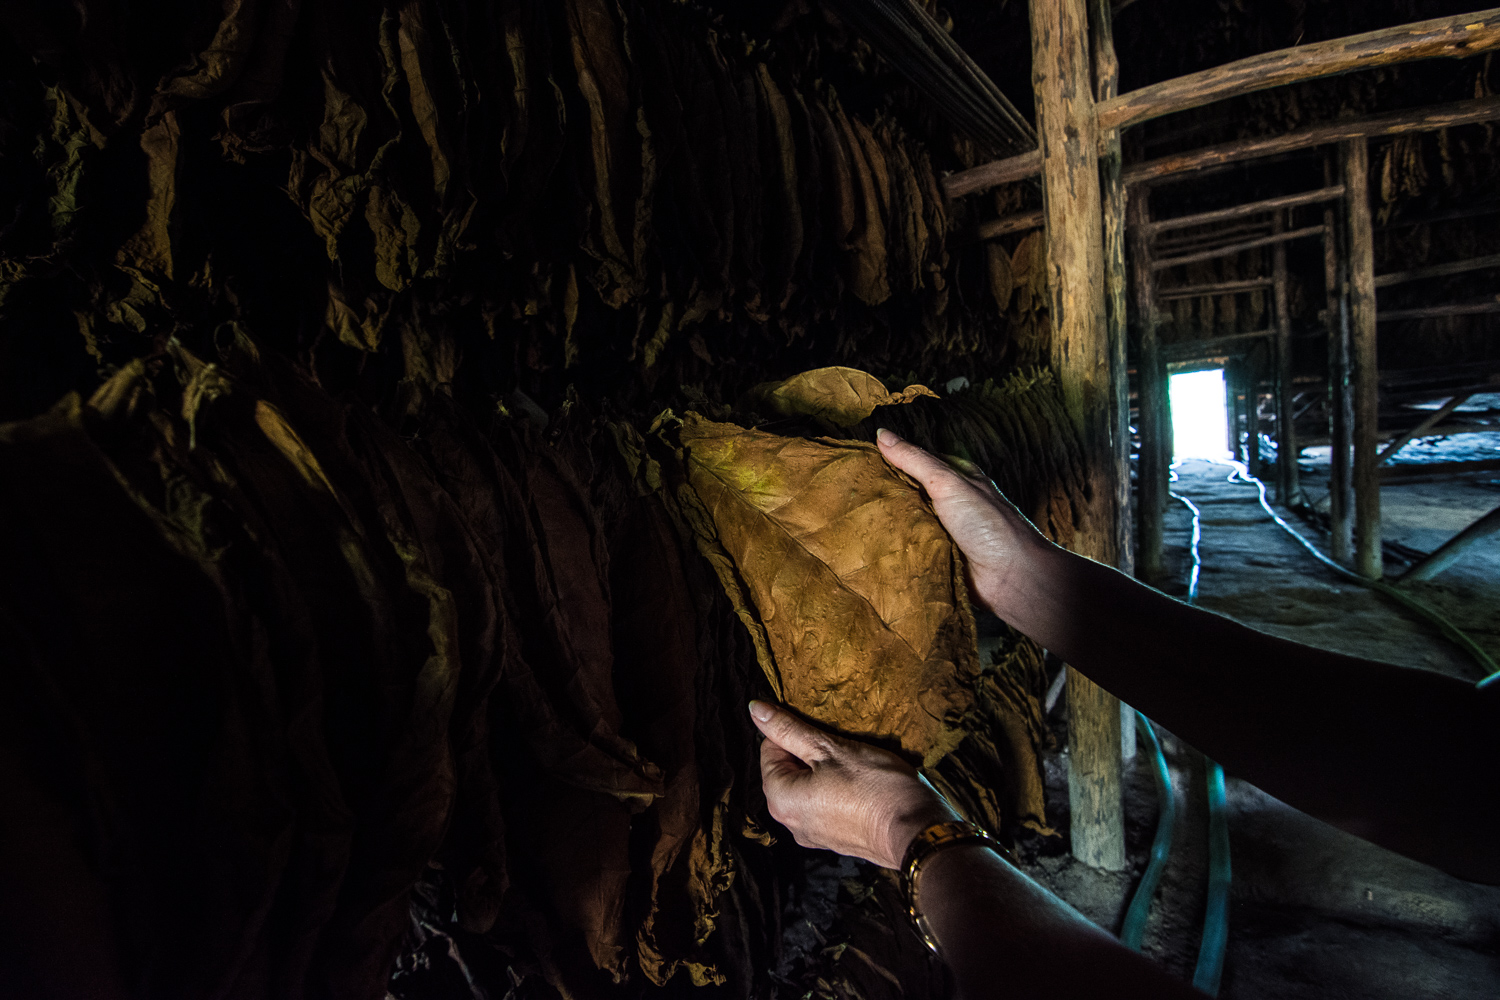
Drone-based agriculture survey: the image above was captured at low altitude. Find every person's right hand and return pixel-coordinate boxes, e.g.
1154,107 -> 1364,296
876,427 -> 1052,621
750,700 -> 958,870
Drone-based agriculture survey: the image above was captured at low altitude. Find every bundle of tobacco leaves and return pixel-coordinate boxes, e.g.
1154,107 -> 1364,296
0,0 -> 1029,421
0,354 -> 1077,999
0,2 -> 1087,997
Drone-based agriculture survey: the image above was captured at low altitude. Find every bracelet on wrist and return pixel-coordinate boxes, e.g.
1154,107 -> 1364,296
900,819 -> 1004,956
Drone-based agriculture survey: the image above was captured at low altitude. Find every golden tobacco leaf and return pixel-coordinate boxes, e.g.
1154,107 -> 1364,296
664,412 -> 980,767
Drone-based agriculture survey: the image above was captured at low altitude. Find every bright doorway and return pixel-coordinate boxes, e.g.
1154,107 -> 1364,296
1169,368 -> 1231,461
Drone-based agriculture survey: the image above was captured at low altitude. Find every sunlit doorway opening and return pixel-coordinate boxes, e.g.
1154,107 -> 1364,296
1169,368 -> 1232,461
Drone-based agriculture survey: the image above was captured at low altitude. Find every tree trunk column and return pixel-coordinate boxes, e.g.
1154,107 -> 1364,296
1322,181 -> 1355,563
1342,138 -> 1382,579
1129,192 -> 1167,583
1031,0 -> 1126,871
1272,211 -> 1301,504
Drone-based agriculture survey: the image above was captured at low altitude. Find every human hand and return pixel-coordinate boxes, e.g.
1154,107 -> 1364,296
876,427 -> 1051,621
750,699 -> 959,869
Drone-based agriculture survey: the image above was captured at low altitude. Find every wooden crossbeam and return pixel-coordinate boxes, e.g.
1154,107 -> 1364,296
943,95 -> 1500,197
1095,9 -> 1500,133
1151,225 -> 1324,270
1158,278 -> 1275,300
1163,330 -> 1275,359
976,209 -> 1046,239
944,150 -> 1042,198
1374,252 -> 1500,288
1378,296 -> 1500,321
1153,220 -> 1273,255
1400,504 -> 1500,581
1377,394 -> 1476,464
1146,186 -> 1345,235
1123,95 -> 1500,185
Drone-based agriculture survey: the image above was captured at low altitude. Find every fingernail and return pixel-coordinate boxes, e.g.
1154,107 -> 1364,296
748,699 -> 774,722
876,428 -> 899,447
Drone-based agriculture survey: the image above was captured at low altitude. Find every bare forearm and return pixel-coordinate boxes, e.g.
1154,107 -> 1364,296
920,845 -> 1205,999
984,536 -> 1500,882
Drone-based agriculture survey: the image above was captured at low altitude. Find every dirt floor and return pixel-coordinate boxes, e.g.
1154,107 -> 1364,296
1009,460 -> 1500,999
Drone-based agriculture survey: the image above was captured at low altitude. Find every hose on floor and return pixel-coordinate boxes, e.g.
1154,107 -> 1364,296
1219,462 -> 1500,688
1168,485 -> 1233,996
1118,711 -> 1175,951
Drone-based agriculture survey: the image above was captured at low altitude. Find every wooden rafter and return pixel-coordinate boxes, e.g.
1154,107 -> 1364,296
1151,225 -> 1324,270
1095,9 -> 1500,133
1146,186 -> 1345,235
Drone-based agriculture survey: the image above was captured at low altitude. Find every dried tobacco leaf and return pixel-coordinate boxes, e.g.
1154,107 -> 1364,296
666,413 -> 981,767
743,366 -> 938,429
828,94 -> 888,305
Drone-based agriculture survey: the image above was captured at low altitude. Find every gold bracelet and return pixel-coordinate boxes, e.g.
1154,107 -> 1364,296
900,819 -> 1002,955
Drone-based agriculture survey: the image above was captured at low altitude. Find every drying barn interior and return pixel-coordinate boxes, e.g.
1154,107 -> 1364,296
2,1 -> 1498,998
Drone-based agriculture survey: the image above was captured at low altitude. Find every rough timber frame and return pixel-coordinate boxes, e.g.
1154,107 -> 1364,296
985,5 -> 1500,866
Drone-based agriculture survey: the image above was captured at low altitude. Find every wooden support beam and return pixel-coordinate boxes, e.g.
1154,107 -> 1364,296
1374,251 -> 1500,287
1377,200 -> 1500,230
1343,139 -> 1383,580
944,150 -> 1042,198
1147,185 -> 1346,235
1158,278 -> 1275,301
1151,225 -> 1325,271
1030,0 -> 1125,872
1095,9 -> 1500,133
1377,393 -> 1475,463
1153,220 -> 1274,256
1324,169 -> 1355,564
945,90 -> 1500,204
1401,504 -> 1500,581
976,209 -> 1046,239
1273,212 -> 1301,504
1090,0 -> 1136,763
1163,330 -> 1275,361
1124,95 -> 1500,185
1130,192 -> 1168,589
1378,296 -> 1500,321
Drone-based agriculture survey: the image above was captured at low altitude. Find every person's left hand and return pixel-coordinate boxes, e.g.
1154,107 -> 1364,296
750,700 -> 959,869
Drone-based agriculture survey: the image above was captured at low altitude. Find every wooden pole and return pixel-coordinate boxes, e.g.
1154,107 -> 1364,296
1342,138 -> 1382,579
1130,191 -> 1167,586
1160,278 -> 1275,300
977,209 -> 1047,239
1148,185 -> 1346,235
1378,297 -> 1500,320
1031,0 -> 1125,872
1272,211 -> 1301,503
1374,251 -> 1500,287
1152,225 -> 1325,270
1402,504 -> 1500,581
1378,393 -> 1475,463
1095,9 -> 1500,133
1323,154 -> 1355,564
1090,0 -> 1136,763
1123,95 -> 1500,186
944,93 -> 1500,200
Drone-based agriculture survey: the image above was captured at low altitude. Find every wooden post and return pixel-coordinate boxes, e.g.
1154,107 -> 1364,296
1090,0 -> 1136,764
1342,138 -> 1382,579
1031,0 -> 1126,871
1323,164 -> 1355,564
1272,210 -> 1301,503
1129,192 -> 1168,585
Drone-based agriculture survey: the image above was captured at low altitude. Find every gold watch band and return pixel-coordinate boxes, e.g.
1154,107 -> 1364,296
900,819 -> 1003,955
